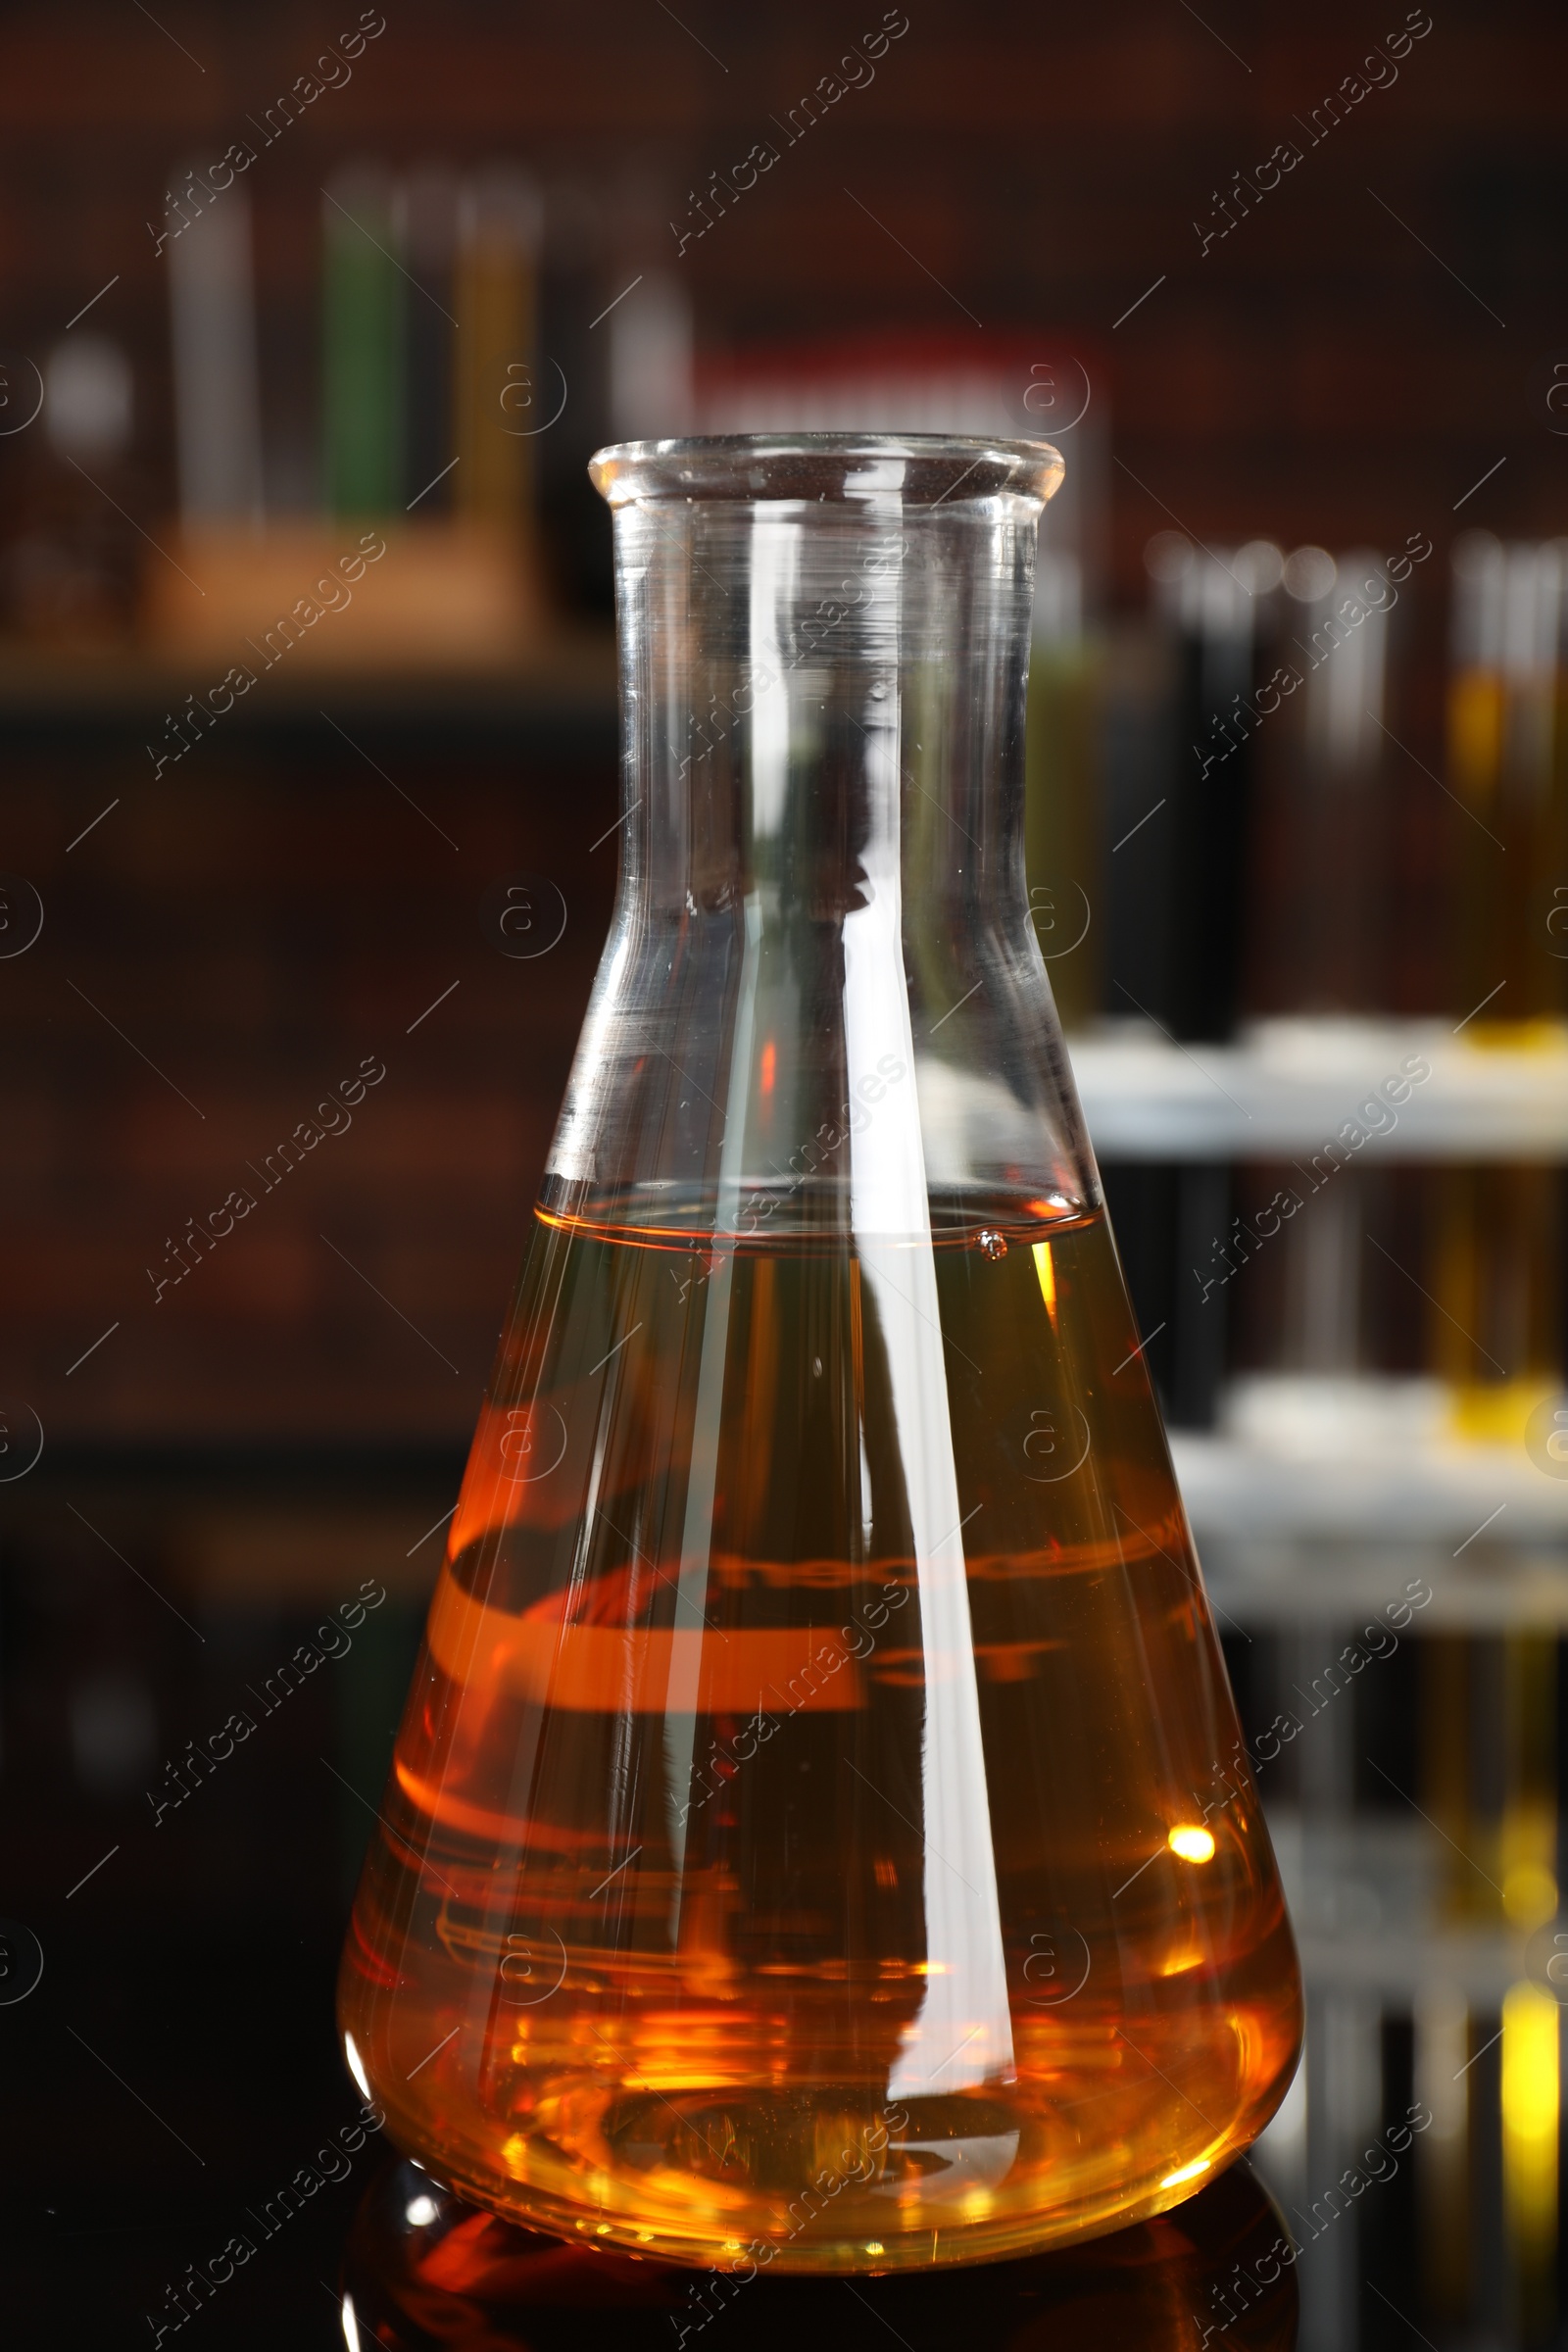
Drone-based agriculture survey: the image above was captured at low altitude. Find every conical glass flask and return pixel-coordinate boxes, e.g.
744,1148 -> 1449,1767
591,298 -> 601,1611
339,433 -> 1302,2273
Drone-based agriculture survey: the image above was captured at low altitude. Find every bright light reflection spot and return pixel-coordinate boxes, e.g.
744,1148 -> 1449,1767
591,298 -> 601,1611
1157,1944 -> 1205,1978
1502,1982 -> 1559,2147
1502,1863 -> 1557,1928
1168,1824 -> 1216,1864
406,2194 -> 439,2228
342,2032 -> 370,2101
1160,2156 -> 1212,2190
1502,1980 -> 1559,2273
1032,1240 -> 1057,1328
341,2292 -> 362,2352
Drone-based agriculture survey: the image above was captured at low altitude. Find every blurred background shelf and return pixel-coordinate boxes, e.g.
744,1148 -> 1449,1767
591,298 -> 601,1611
1292,1925 -> 1544,2004
1072,1019 -> 1568,1160
1174,1423 -> 1568,1549
1270,1814 -> 1554,1999
0,634 -> 616,731
1199,1532 -> 1568,1631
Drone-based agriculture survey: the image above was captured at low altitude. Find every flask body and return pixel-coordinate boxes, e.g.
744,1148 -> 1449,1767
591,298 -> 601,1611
339,436 -> 1301,2270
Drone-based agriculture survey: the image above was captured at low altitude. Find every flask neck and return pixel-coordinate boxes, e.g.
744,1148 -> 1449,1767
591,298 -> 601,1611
555,436 -> 1092,1226
612,485 -> 1037,913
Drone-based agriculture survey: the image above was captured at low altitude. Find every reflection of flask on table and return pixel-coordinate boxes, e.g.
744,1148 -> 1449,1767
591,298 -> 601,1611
1438,536 -> 1567,1442
343,2150 -> 1300,2348
338,435 -> 1301,2272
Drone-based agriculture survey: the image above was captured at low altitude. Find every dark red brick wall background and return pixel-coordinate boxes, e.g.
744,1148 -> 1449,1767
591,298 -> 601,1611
5,702 -> 614,1446
0,0 -> 1562,573
1,0 -> 1565,1447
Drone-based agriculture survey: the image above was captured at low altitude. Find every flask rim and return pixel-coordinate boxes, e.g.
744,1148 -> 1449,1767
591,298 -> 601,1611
589,431 -> 1064,513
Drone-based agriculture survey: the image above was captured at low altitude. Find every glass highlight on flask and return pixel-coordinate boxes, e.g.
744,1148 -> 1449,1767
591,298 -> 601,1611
339,434 -> 1302,2272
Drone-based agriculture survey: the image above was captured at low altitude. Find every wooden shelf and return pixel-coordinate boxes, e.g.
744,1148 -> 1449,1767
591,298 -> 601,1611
1070,1017 -> 1568,1160
0,633 -> 618,732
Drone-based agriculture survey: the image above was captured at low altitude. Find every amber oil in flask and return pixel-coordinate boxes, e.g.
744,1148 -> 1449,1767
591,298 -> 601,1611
339,434 -> 1302,2271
